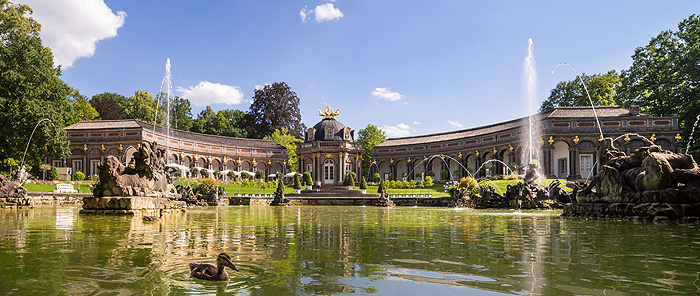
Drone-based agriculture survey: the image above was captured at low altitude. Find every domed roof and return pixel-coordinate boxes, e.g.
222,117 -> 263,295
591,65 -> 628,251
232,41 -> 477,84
308,118 -> 353,142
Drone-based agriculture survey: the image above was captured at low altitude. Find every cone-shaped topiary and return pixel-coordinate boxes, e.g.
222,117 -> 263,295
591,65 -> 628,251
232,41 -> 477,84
360,176 -> 367,189
293,175 -> 302,190
303,172 -> 313,186
49,166 -> 60,181
377,179 -> 385,194
276,175 -> 285,193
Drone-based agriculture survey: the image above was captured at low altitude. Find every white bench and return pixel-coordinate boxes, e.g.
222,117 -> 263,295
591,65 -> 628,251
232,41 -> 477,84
54,183 -> 78,193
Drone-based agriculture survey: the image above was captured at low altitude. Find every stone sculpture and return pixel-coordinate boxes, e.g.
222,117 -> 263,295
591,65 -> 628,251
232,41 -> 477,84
0,174 -> 27,200
93,141 -> 179,198
565,138 -> 700,220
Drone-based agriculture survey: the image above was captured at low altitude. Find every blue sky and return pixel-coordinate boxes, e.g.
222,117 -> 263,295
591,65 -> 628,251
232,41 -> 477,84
18,0 -> 700,137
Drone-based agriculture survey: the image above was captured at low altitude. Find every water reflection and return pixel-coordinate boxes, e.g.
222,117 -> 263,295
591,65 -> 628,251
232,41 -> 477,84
0,207 -> 698,295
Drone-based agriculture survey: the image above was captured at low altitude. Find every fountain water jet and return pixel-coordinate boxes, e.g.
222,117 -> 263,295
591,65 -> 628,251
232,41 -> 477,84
524,38 -> 540,167
20,118 -> 62,169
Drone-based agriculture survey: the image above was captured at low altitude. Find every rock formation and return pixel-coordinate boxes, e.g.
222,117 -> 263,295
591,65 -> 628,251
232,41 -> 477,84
564,138 -> 700,220
93,141 -> 179,199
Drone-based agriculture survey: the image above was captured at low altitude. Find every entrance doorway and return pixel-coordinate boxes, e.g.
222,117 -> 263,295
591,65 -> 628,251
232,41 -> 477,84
324,159 -> 334,184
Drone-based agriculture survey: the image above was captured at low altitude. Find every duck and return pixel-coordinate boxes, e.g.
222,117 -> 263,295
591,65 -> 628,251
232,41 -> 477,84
189,252 -> 239,281
142,209 -> 164,221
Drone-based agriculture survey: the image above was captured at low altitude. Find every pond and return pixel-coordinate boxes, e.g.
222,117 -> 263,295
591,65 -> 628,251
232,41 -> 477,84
0,206 -> 698,295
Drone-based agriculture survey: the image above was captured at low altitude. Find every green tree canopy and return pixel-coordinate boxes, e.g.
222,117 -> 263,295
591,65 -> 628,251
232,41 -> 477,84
71,98 -> 99,123
620,14 -> 700,153
122,90 -> 162,123
0,1 -> 72,169
170,96 -> 193,131
246,82 -> 306,139
539,71 -> 621,111
90,92 -> 128,120
264,127 -> 303,172
357,124 -> 387,178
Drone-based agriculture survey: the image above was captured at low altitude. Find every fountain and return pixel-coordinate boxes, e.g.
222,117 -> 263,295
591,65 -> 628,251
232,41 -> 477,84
81,60 -> 183,215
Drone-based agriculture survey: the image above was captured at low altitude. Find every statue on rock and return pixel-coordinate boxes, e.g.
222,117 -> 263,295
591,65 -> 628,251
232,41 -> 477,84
567,137 -> 700,220
93,141 -> 179,198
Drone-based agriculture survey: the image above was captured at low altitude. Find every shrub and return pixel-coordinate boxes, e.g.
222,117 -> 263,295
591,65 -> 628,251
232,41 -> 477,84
227,171 -> 236,180
440,169 -> 449,180
276,177 -> 285,193
426,171 -> 435,177
424,176 -> 434,187
360,176 -> 367,189
213,170 -> 221,179
303,172 -> 313,186
458,176 -> 479,195
373,172 -> 380,181
241,172 -> 251,180
191,167 -> 199,178
453,169 -> 461,179
255,170 -> 264,180
49,167 -> 60,181
72,171 -> 85,182
200,169 -> 208,179
377,180 -> 385,194
415,172 -> 422,178
344,174 -> 355,186
194,178 -> 217,195
293,175 -> 302,190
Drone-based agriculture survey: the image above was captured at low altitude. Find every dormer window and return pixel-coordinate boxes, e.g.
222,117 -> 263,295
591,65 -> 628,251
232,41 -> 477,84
344,129 -> 350,140
325,128 -> 334,140
307,128 -> 315,142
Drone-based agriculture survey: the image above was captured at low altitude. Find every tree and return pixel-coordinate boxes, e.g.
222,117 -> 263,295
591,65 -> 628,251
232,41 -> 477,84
359,176 -> 367,190
620,14 -> 700,154
71,98 -> 99,123
357,124 -> 387,178
539,71 -> 621,111
0,1 -> 72,170
191,106 -> 216,134
90,92 -> 128,120
264,127 -> 303,172
122,90 -> 162,123
170,96 -> 193,131
49,166 -> 59,181
246,82 -> 306,138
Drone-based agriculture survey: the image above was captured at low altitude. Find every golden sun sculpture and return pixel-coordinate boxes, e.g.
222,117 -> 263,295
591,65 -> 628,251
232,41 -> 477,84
318,103 -> 341,118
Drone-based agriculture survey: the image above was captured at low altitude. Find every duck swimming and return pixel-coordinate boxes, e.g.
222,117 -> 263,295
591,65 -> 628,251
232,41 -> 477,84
189,252 -> 239,281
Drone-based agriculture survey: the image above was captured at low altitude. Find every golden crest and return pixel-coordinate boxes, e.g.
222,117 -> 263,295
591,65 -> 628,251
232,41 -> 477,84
318,103 -> 341,118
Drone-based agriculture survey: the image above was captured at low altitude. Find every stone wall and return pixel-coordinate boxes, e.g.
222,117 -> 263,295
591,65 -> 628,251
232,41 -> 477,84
229,196 -> 453,207
1,192 -> 87,208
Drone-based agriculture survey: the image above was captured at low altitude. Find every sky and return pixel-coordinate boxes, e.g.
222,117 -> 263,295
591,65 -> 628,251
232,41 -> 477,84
17,0 -> 700,138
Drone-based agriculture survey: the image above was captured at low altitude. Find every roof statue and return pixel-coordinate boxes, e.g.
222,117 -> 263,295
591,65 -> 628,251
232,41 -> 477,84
318,103 -> 341,118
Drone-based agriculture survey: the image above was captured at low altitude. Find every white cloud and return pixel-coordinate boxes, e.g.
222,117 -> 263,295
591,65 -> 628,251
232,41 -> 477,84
299,6 -> 310,23
314,3 -> 343,22
448,120 -> 464,128
300,3 -> 343,23
381,123 -> 411,138
177,81 -> 246,107
20,0 -> 126,68
413,121 -> 421,125
372,87 -> 404,101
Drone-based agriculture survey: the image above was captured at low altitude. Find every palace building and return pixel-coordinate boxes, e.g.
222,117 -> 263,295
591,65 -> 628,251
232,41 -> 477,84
371,105 -> 681,181
53,105 -> 681,183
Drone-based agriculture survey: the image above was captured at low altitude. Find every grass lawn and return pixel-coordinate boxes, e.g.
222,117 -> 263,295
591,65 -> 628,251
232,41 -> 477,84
173,179 -> 297,196
23,182 -> 92,193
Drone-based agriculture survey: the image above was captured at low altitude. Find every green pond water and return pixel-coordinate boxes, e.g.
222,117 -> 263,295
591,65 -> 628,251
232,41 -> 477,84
0,206 -> 698,295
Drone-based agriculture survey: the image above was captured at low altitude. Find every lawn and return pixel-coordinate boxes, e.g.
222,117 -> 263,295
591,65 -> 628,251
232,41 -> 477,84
173,179 -> 297,196
23,182 -> 93,193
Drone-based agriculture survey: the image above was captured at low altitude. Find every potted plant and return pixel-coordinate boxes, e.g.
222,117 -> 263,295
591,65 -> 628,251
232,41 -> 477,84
359,176 -> 367,194
293,175 -> 302,194
303,172 -> 313,190
72,171 -> 85,193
